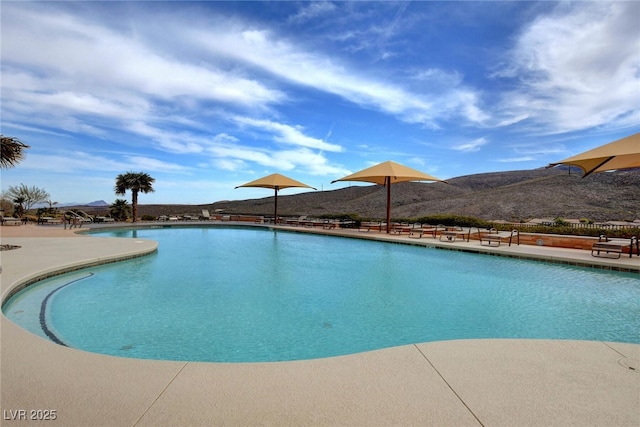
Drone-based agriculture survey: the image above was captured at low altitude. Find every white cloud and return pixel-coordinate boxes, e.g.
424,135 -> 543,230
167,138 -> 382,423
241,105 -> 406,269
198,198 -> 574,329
187,18 -> 487,127
126,122 -> 205,154
1,5 -> 285,108
496,156 -> 536,163
288,2 -> 337,24
452,137 -> 488,153
213,158 -> 247,172
124,156 -> 191,173
232,117 -> 343,152
494,1 -> 640,133
13,151 -> 189,174
206,140 -> 348,177
1,2 -> 492,169
0,3 -> 286,151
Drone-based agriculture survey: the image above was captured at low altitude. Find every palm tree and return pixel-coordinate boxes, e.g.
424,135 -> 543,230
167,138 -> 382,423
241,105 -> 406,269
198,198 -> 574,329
1,136 -> 30,169
12,196 -> 26,217
114,172 -> 155,222
109,199 -> 131,222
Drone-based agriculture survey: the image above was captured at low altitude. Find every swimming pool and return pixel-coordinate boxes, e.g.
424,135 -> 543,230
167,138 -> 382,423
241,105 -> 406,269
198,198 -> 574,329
4,226 -> 640,362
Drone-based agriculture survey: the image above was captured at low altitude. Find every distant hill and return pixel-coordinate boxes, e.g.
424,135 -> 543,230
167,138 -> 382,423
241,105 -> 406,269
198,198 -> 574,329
84,200 -> 109,207
135,168 -> 639,222
34,200 -> 109,209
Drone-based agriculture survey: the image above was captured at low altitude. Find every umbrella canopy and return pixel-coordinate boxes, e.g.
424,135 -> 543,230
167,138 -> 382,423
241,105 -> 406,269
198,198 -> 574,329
331,161 -> 444,233
235,173 -> 316,221
548,133 -> 640,177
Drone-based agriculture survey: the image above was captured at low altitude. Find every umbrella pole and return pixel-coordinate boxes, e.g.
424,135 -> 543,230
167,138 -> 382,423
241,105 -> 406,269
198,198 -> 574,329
274,187 -> 279,224
386,176 -> 391,233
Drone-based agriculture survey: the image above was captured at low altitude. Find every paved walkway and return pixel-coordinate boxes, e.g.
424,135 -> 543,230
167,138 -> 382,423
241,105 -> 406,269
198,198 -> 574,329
1,222 -> 639,426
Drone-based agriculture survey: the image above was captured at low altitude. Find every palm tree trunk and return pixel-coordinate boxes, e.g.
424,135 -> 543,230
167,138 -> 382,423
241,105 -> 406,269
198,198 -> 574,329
132,191 -> 138,223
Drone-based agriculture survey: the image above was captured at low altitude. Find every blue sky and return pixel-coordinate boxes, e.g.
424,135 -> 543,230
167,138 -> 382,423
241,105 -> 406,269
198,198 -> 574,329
1,1 -> 638,205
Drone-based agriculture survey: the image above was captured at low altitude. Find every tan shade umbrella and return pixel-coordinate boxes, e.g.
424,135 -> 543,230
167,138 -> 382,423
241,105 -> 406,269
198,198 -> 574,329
235,173 -> 316,221
331,160 -> 444,233
548,133 -> 640,177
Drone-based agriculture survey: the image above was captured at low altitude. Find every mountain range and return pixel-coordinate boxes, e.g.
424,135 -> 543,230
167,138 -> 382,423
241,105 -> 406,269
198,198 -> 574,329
35,200 -> 109,209
133,167 -> 639,222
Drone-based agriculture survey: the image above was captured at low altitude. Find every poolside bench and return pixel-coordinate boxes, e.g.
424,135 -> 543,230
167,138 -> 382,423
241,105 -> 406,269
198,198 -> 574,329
591,242 -> 623,259
479,229 -> 520,247
593,235 -> 639,259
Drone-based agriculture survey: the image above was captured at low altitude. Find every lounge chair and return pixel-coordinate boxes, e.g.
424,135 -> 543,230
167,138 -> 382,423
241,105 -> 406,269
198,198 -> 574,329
286,216 -> 308,226
358,222 -> 371,232
391,223 -> 411,234
39,216 -> 63,225
94,216 -> 115,223
322,220 -> 335,229
478,228 -> 520,247
1,216 -> 22,226
321,219 -> 355,229
65,211 -> 91,223
358,221 -> 385,232
438,226 -> 472,242
199,210 -> 211,220
338,220 -> 356,229
419,224 -> 439,239
408,228 -> 424,238
75,210 -> 94,223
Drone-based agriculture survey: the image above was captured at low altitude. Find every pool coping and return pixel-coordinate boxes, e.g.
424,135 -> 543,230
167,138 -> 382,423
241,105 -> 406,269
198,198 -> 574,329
1,222 -> 639,426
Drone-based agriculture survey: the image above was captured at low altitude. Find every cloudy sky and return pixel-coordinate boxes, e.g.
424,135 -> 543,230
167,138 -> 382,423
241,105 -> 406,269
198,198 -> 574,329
1,1 -> 638,205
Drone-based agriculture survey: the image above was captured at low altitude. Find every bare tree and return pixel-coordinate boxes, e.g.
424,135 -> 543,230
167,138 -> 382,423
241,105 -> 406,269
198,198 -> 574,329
5,183 -> 50,213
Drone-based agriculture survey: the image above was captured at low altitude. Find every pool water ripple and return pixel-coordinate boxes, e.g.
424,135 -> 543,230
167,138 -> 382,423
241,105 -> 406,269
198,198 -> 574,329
4,227 -> 639,362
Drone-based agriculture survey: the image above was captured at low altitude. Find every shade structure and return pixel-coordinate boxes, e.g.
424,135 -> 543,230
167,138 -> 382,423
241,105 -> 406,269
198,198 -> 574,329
548,133 -> 640,177
235,173 -> 316,222
331,160 -> 444,233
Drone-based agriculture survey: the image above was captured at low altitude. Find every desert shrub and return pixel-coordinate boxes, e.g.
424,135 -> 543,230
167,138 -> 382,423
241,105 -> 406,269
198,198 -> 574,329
141,214 -> 156,221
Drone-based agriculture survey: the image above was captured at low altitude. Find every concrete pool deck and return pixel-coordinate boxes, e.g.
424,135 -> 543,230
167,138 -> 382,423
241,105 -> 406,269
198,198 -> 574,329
1,222 -> 639,426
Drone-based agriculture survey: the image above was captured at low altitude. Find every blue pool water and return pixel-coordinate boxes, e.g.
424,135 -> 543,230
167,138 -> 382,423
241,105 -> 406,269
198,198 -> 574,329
3,226 -> 639,362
